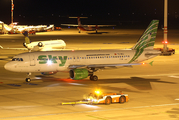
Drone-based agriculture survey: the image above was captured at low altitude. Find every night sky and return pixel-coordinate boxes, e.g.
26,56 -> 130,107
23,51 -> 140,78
0,0 -> 179,27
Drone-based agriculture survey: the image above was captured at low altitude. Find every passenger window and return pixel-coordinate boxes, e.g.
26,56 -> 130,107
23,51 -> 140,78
20,58 -> 23,61
12,58 -> 16,61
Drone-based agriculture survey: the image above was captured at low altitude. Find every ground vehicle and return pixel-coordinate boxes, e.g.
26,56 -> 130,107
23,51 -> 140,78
28,30 -> 36,34
85,91 -> 129,105
61,90 -> 129,105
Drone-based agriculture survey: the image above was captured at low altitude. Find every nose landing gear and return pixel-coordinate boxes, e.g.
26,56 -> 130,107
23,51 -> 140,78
25,73 -> 31,82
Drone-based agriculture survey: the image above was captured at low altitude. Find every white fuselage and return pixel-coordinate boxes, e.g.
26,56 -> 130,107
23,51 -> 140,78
26,40 -> 66,51
4,49 -> 160,73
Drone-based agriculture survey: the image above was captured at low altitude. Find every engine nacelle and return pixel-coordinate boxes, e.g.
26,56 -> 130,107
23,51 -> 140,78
38,42 -> 43,47
41,71 -> 57,75
23,42 -> 27,48
69,69 -> 88,80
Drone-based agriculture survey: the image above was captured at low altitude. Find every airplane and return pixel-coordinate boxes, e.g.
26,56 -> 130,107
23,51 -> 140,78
0,21 -> 54,34
0,31 -> 66,51
61,17 -> 115,33
4,20 -> 161,82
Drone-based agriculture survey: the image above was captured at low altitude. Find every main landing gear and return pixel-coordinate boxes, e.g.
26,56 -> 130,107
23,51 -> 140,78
88,68 -> 98,81
25,73 -> 31,82
95,29 -> 98,33
90,75 -> 98,81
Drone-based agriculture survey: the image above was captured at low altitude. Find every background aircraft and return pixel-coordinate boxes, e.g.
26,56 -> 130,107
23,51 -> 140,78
4,20 -> 161,82
0,31 -> 66,51
0,21 -> 54,34
61,17 -> 115,33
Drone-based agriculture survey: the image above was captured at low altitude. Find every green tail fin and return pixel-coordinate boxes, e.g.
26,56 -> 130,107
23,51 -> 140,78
25,37 -> 31,44
132,20 -> 159,50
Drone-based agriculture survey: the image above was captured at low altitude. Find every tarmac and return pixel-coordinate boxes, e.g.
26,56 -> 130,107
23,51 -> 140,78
0,28 -> 179,120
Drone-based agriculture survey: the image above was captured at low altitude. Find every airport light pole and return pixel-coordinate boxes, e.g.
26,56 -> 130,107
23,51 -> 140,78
163,0 -> 168,52
11,0 -> 14,24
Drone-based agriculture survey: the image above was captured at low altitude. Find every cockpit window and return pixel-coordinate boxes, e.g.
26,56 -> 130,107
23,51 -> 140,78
12,58 -> 23,61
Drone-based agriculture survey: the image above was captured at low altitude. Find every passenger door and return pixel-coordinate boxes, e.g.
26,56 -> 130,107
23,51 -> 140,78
29,54 -> 36,66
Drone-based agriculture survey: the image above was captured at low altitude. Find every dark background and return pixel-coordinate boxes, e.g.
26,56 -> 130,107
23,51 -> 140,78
0,0 -> 179,28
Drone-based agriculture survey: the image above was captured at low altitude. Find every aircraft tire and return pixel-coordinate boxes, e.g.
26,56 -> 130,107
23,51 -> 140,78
26,78 -> 31,82
90,75 -> 98,81
93,75 -> 98,81
90,75 -> 93,80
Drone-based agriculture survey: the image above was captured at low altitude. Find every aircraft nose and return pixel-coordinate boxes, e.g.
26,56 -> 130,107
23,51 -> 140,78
4,62 -> 12,71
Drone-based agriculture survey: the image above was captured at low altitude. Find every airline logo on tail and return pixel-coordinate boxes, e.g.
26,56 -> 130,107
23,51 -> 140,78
132,20 -> 159,50
129,20 -> 159,63
23,31 -> 31,44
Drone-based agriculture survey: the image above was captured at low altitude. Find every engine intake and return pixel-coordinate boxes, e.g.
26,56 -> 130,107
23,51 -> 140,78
23,42 -> 27,48
38,42 -> 43,47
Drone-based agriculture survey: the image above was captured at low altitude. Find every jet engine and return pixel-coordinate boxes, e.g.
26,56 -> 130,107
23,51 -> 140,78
23,42 -> 27,48
41,71 -> 57,75
69,69 -> 88,80
38,42 -> 43,47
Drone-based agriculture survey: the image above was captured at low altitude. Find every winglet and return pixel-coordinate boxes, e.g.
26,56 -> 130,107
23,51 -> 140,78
149,61 -> 154,66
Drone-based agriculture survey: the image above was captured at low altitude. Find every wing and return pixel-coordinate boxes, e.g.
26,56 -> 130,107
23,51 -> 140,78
68,63 -> 144,69
61,24 -> 79,27
0,47 -> 28,51
84,25 -> 116,27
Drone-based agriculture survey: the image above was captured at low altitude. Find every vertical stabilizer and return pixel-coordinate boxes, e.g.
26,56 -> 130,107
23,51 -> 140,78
132,20 -> 159,50
77,17 -> 82,26
22,31 -> 31,44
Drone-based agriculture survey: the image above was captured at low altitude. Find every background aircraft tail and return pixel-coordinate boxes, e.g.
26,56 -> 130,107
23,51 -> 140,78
77,17 -> 82,26
132,20 -> 159,50
22,31 -> 31,44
